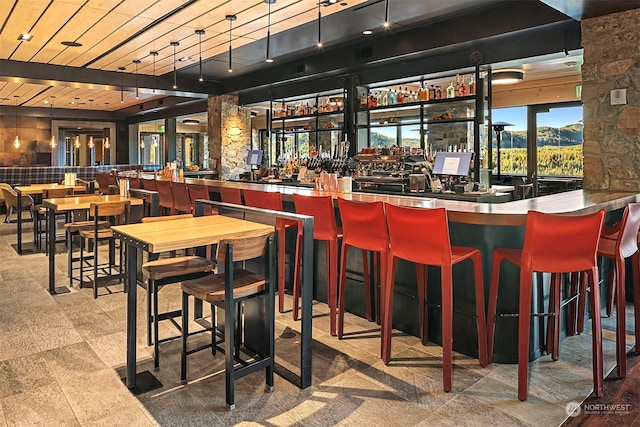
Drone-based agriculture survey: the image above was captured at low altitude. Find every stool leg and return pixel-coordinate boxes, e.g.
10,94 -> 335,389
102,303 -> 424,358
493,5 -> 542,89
587,268 -> 604,397
328,239 -> 338,337
551,273 -> 561,361
441,266 -> 453,392
337,243 -> 349,339
545,273 -> 559,358
606,266 -> 616,317
153,281 -> 160,371
180,292 -> 189,384
292,231 -> 303,321
381,256 -> 397,364
633,252 -> 640,351
615,256 -> 627,378
416,264 -> 427,345
471,252 -> 488,368
377,252 -> 386,327
277,226 -> 286,313
568,272 -> 578,336
487,255 -> 504,364
147,280 -> 153,347
517,268 -> 534,401
363,249 -> 372,322
577,272 -> 588,334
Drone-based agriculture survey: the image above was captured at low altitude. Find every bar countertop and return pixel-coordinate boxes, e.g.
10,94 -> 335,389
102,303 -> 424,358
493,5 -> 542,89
178,177 -> 639,226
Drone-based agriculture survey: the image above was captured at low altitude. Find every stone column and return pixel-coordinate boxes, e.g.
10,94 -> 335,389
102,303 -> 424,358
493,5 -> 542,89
207,94 -> 252,179
582,8 -> 640,191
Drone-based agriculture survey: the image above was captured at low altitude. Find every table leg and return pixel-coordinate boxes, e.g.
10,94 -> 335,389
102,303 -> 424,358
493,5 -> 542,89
48,208 -> 56,294
125,241 -> 138,388
17,189 -> 22,254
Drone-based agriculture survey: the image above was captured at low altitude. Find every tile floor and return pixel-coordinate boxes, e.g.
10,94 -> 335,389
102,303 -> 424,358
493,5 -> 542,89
0,218 -> 630,426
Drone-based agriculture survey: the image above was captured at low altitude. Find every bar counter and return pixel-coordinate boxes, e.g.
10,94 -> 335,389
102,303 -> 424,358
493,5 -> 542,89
181,178 -> 637,363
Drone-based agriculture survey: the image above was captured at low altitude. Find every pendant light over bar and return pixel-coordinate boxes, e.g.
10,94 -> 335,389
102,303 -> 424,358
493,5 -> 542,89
118,66 -> 126,103
133,59 -> 141,98
383,0 -> 390,28
49,96 -> 56,148
13,96 -> 19,149
317,2 -> 322,48
265,0 -> 275,63
226,15 -> 236,73
170,41 -> 179,89
150,51 -> 158,92
195,29 -> 205,82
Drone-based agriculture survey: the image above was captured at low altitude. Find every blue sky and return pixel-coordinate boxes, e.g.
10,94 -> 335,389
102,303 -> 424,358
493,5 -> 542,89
493,106 -> 583,131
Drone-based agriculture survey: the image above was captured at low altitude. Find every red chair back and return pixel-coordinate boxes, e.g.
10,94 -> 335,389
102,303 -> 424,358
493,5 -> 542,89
338,199 -> 388,251
385,204 -> 452,266
141,179 -> 157,191
243,189 -> 283,211
618,203 -> 640,258
155,180 -> 173,210
293,194 -> 337,241
187,184 -> 211,213
522,210 -> 605,273
96,173 -> 110,194
219,186 -> 243,205
128,178 -> 141,189
170,181 -> 193,214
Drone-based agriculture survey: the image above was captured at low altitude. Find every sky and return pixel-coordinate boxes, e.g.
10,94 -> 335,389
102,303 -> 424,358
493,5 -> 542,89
493,106 -> 583,131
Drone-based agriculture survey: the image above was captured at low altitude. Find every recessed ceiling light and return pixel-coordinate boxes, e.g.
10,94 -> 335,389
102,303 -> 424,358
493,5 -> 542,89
363,30 -> 373,35
492,69 -> 524,85
61,41 -> 82,47
182,119 -> 200,125
17,33 -> 33,42
178,56 -> 192,62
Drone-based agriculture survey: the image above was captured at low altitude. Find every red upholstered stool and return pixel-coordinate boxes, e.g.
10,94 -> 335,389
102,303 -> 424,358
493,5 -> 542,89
487,209 -> 605,401
187,184 -> 215,215
337,199 -> 388,338
170,181 -> 193,214
383,204 -> 487,392
293,194 -> 342,335
244,189 -> 300,315
155,180 -> 173,215
219,186 -> 243,205
591,203 -> 640,379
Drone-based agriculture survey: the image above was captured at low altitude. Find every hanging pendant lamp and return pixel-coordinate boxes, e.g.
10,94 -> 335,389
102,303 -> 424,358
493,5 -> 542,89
133,59 -> 141,98
13,96 -> 20,149
150,51 -> 158,92
49,96 -> 56,148
118,67 -> 126,103
170,41 -> 179,89
226,16 -> 236,73
383,0 -> 390,28
195,29 -> 205,82
317,2 -> 322,48
265,0 -> 275,63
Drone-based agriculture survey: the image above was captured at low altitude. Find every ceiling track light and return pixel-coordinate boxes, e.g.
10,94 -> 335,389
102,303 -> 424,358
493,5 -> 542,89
383,0 -> 390,28
118,66 -> 126,102
133,59 -> 141,98
170,41 -> 180,89
317,2 -> 322,48
195,29 -> 205,82
265,0 -> 276,63
225,16 -> 236,73
13,95 -> 20,149
150,51 -> 158,93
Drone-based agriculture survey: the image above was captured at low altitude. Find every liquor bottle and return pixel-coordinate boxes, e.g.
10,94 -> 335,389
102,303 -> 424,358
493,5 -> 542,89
436,85 -> 443,99
469,75 -> 476,95
429,85 -> 436,100
389,88 -> 397,105
446,81 -> 455,98
397,87 -> 404,104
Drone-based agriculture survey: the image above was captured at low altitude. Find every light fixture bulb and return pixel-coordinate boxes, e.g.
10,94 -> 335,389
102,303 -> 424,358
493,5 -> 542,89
104,136 -> 110,149
50,135 -> 56,148
88,136 -> 94,148
13,136 -> 19,148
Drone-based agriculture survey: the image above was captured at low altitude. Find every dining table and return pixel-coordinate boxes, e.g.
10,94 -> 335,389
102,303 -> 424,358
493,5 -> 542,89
42,194 -> 143,294
15,182 -> 87,254
111,214 -> 280,394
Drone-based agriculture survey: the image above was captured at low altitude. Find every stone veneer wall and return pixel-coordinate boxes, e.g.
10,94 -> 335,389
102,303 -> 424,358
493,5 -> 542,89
208,95 -> 251,179
582,8 -> 640,191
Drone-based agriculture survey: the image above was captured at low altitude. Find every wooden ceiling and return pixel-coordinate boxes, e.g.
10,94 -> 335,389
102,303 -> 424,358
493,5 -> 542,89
0,0 -> 638,115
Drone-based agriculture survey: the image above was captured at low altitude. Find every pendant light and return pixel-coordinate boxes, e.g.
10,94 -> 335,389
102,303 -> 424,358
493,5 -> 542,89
49,96 -> 56,148
13,95 -> 19,149
170,41 -> 179,89
195,29 -> 205,82
317,2 -> 322,48
225,16 -> 236,73
88,99 -> 95,148
383,0 -> 390,28
150,51 -> 158,92
265,0 -> 275,63
133,59 -> 141,98
118,67 -> 126,103
74,97 -> 80,149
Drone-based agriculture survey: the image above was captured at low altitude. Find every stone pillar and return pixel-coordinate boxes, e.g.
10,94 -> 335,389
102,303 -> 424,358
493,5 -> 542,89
208,94 -> 252,179
582,8 -> 640,191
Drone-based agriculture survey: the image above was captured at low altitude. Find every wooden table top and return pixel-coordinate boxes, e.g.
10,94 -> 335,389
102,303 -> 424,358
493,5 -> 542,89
182,178 -> 640,227
15,183 -> 86,194
112,214 -> 274,253
42,195 -> 143,212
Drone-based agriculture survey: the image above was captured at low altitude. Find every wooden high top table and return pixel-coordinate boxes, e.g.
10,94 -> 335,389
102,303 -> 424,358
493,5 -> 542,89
15,183 -> 86,254
42,194 -> 143,294
111,215 -> 275,394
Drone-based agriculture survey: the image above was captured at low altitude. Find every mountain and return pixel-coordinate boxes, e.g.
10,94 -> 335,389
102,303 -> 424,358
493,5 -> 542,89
497,123 -> 583,149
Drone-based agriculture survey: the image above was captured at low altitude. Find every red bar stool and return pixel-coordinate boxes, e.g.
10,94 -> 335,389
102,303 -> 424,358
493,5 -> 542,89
293,194 -> 342,335
170,181 -> 193,214
337,199 -> 388,338
487,209 -> 605,401
588,203 -> 640,379
155,180 -> 174,215
187,184 -> 214,215
141,178 -> 157,192
219,186 -> 243,205
244,189 -> 301,315
383,204 -> 487,392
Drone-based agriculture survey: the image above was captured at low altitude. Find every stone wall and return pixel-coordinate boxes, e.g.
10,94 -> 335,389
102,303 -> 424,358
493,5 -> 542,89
207,95 -> 251,179
582,8 -> 640,191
